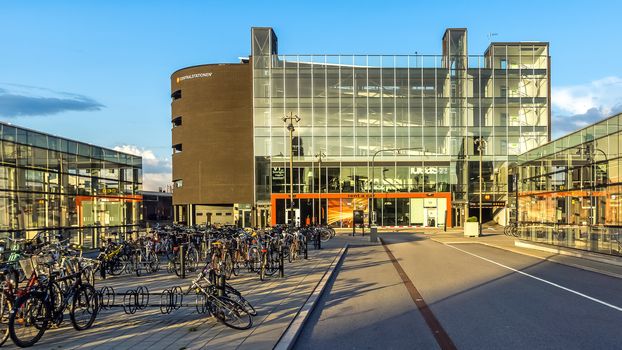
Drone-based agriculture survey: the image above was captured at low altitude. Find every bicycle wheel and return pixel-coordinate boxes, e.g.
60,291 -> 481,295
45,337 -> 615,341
320,230 -> 331,242
225,286 -> 257,317
211,296 -> 252,330
224,254 -> 233,280
173,255 -> 183,277
148,253 -> 159,273
109,257 -> 124,276
70,284 -> 99,331
0,292 -> 11,346
9,293 -> 50,348
81,266 -> 95,286
134,254 -> 142,277
186,248 -> 199,273
259,253 -> 267,281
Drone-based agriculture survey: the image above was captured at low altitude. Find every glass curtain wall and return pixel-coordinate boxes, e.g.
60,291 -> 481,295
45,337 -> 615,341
0,123 -> 142,245
252,28 -> 549,227
518,112 -> 622,255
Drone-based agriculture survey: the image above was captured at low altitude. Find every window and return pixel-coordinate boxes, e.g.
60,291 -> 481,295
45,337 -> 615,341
172,116 -> 182,128
500,85 -> 507,98
172,143 -> 182,154
500,59 -> 507,70
171,90 -> 182,101
173,179 -> 183,188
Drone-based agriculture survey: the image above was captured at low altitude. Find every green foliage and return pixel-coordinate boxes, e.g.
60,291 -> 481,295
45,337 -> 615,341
466,216 -> 479,222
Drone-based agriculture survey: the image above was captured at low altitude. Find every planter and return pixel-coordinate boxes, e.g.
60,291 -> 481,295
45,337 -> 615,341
464,222 -> 480,237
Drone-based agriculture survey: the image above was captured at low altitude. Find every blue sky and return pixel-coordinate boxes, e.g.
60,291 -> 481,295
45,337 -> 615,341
1,1 -> 621,190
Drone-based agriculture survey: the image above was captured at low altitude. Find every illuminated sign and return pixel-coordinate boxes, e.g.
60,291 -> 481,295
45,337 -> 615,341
176,72 -> 213,83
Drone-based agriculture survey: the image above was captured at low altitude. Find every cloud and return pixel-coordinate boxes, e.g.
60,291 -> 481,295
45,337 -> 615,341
113,145 -> 172,191
143,173 -> 173,193
0,83 -> 104,117
551,76 -> 622,139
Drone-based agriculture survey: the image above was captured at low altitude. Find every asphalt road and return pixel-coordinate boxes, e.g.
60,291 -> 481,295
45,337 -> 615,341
295,233 -> 622,349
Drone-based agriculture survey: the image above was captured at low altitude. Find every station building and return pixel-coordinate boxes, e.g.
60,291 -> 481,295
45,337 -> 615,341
0,122 -> 143,246
171,27 -> 550,228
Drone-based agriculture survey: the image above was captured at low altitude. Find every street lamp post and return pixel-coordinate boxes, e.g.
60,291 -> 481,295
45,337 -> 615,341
283,112 -> 300,227
580,144 -> 607,241
475,138 -> 487,236
370,147 -> 426,227
315,151 -> 326,225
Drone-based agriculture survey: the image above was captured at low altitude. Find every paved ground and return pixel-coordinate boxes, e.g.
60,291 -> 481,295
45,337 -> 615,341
296,242 -> 439,350
4,235 -> 367,350
296,232 -> 622,349
429,229 -> 622,278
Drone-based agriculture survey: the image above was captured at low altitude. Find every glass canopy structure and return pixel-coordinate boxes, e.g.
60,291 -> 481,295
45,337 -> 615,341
0,122 -> 143,246
518,112 -> 622,255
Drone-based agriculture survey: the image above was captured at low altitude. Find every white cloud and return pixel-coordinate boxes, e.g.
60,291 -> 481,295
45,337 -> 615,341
143,173 -> 172,192
551,76 -> 622,139
113,145 -> 159,167
552,76 -> 622,115
113,145 -> 171,191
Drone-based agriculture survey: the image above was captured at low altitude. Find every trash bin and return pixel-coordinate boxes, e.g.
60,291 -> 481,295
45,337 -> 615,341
370,226 -> 378,242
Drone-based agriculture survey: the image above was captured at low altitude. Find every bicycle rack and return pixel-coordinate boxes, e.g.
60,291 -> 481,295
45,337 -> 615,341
96,285 -> 215,315
96,269 -> 234,316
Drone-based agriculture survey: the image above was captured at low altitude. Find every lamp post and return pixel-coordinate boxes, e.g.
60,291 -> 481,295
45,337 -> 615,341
315,151 -> 326,225
578,144 -> 607,239
370,147 -> 426,226
283,112 -> 300,227
475,138 -> 487,236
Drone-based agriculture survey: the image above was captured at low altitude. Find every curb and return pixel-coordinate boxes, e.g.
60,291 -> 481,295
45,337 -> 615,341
514,240 -> 622,267
273,243 -> 349,350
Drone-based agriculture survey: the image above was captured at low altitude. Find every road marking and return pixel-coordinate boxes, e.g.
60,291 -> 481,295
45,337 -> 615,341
380,237 -> 457,350
446,244 -> 622,312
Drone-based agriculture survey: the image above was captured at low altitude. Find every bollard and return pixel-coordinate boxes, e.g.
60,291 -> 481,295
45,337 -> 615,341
370,226 -> 378,242
100,261 -> 106,280
279,245 -> 284,278
304,236 -> 308,259
318,233 -> 321,250
218,273 -> 226,297
180,244 -> 186,279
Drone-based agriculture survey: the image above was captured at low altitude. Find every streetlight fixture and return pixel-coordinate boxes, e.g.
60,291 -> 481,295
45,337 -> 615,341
475,137 -> 487,236
315,150 -> 326,225
370,147 -> 426,226
282,112 -> 301,227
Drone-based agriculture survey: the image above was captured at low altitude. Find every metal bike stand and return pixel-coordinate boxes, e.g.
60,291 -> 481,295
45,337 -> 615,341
180,244 -> 186,279
279,245 -> 285,278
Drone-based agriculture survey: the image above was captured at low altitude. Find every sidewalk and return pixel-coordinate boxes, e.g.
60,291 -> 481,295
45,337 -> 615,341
6,237 -> 355,350
427,229 -> 622,279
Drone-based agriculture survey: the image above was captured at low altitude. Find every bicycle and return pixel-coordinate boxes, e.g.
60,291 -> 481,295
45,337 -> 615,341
8,256 -> 98,347
188,265 -> 252,330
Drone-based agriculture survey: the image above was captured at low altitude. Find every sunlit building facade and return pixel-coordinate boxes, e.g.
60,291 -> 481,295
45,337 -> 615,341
252,27 -> 550,227
0,122 -> 143,245
518,112 -> 622,255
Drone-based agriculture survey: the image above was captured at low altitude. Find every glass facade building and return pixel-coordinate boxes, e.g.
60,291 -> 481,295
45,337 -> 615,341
252,27 -> 550,227
0,122 -> 143,246
518,112 -> 622,256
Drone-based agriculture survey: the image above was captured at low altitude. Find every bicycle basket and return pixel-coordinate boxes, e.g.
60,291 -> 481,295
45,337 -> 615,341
19,258 -> 33,277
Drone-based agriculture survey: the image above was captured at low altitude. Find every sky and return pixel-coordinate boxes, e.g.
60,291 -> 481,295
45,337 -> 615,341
1,1 -> 621,190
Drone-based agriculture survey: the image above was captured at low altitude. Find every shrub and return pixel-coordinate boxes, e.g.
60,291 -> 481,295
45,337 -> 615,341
466,216 -> 479,222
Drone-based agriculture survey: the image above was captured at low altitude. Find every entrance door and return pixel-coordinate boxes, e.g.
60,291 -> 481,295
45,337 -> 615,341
425,208 -> 438,227
285,208 -> 301,226
238,209 -> 252,228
